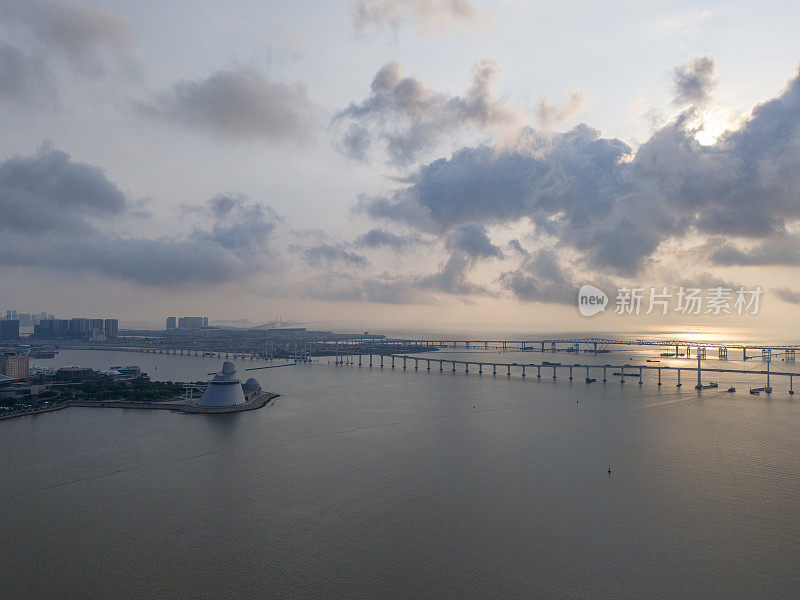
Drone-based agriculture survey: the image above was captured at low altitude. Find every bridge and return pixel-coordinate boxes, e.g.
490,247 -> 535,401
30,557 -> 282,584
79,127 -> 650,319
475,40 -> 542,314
328,352 -> 799,395
317,337 -> 799,361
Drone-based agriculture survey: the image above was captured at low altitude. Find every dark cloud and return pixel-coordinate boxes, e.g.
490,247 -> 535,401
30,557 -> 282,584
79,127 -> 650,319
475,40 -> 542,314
499,249 -> 577,304
0,142 -> 127,234
354,228 -> 421,249
673,55 -> 716,106
358,64 -> 800,276
350,0 -> 478,35
0,42 -> 56,106
0,145 -> 281,286
291,243 -> 369,268
0,0 -> 135,76
138,68 -> 316,142
508,239 -> 528,255
710,235 -> 800,266
333,60 -> 523,165
773,288 -> 800,304
445,223 -> 502,258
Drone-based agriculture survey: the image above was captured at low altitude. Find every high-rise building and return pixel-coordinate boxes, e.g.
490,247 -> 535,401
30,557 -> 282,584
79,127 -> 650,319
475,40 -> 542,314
70,318 -> 90,339
104,319 -> 118,339
0,320 -> 20,341
1,353 -> 29,379
203,317 -> 209,327
89,318 -> 104,331
178,316 -> 205,329
166,316 -> 177,330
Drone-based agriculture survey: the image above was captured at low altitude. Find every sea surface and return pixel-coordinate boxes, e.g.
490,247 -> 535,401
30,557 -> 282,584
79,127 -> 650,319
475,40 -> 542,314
1,348 -> 799,599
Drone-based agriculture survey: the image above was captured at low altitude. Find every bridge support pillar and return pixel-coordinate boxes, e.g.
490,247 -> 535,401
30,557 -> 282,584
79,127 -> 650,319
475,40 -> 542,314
569,366 -> 573,380
537,366 -> 541,379
380,355 -> 384,368
639,367 -> 643,385
507,365 -> 511,377
479,364 -> 483,375
415,358 -> 418,370
392,356 -> 396,369
492,364 -> 497,376
426,360 -> 430,371
762,348 -> 771,361
658,368 -> 662,386
452,362 -> 456,373
677,369 -> 682,387
522,366 -> 526,378
787,349 -> 796,361
603,366 -> 607,382
439,361 -> 443,372
465,363 -> 469,374
719,347 -> 727,359
553,366 -> 557,380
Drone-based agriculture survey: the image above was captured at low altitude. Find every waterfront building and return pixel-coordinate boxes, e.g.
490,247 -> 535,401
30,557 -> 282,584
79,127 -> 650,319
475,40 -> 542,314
104,319 -> 118,339
1,353 -> 29,378
166,317 -> 177,330
197,362 -> 246,407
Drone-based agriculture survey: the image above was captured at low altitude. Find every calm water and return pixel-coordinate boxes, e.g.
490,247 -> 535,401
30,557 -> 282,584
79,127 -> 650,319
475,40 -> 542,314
2,349 -> 799,598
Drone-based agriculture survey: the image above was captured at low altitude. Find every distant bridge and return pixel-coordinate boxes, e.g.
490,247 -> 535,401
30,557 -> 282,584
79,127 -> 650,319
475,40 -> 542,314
315,337 -> 799,361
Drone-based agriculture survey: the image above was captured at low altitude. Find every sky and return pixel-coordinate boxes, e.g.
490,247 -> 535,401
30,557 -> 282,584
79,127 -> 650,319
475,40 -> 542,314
1,0 -> 799,336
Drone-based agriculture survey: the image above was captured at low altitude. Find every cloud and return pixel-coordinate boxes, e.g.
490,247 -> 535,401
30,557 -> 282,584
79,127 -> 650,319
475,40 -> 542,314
358,63 -> 800,276
672,55 -> 716,107
0,142 -> 127,234
536,91 -> 584,128
354,228 -> 421,249
0,145 -> 281,286
499,249 -> 578,304
291,243 -> 369,268
351,0 -> 478,35
333,60 -> 524,165
445,223 -> 503,258
710,235 -> 800,266
0,0 -> 135,76
773,288 -> 800,304
0,42 -> 56,106
138,68 -> 316,142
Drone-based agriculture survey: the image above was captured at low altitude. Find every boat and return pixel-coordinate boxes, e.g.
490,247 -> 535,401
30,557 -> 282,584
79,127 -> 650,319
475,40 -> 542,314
727,387 -> 736,393
646,359 -> 660,363
542,361 -> 561,366
585,377 -> 596,383
29,350 -> 56,358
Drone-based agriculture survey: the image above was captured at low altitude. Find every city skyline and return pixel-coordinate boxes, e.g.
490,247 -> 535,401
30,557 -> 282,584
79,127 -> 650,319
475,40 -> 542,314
1,1 -> 799,335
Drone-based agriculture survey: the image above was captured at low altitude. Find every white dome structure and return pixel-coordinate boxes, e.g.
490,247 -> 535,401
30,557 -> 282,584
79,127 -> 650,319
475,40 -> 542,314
198,361 -> 246,407
243,377 -> 261,393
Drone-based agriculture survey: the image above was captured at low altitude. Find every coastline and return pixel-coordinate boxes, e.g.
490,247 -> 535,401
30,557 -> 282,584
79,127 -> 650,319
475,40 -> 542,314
0,392 -> 279,421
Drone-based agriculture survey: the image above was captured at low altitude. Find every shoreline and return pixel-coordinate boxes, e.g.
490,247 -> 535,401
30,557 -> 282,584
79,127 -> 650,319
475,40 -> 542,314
0,392 -> 279,421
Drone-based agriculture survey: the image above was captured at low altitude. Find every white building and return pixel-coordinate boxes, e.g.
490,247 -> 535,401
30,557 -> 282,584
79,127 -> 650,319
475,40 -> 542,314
197,361 -> 246,407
